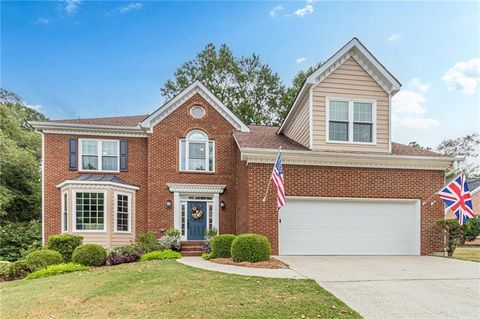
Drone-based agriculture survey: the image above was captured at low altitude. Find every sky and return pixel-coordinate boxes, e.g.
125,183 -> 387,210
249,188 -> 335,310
1,0 -> 479,148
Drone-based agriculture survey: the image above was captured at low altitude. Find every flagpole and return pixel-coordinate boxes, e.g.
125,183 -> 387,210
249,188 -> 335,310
262,147 -> 281,202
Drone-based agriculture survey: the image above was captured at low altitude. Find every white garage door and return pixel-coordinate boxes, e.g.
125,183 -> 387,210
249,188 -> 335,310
279,197 -> 420,255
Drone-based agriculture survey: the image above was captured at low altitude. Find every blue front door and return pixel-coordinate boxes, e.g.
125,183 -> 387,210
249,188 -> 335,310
187,201 -> 207,240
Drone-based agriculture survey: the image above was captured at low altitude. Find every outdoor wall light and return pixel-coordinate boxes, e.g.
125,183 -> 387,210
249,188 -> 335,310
220,201 -> 225,209
166,199 -> 172,209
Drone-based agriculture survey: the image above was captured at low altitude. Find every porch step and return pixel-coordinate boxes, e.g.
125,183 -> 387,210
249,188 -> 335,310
180,241 -> 206,257
181,245 -> 204,252
181,250 -> 203,257
181,240 -> 205,247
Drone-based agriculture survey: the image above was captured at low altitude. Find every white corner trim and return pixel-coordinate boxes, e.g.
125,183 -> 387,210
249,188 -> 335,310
140,80 -> 250,133
308,86 -> 313,149
57,180 -> 139,191
240,147 -> 456,171
388,93 -> 392,153
167,183 -> 226,194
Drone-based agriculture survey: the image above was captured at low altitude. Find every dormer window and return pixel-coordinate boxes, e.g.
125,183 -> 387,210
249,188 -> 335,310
326,98 -> 376,144
180,130 -> 215,172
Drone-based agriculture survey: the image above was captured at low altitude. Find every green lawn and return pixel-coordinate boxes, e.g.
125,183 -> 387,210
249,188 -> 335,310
0,260 -> 361,319
452,247 -> 480,262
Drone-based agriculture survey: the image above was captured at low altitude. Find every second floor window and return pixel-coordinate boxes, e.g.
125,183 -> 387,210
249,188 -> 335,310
80,139 -> 119,171
180,130 -> 214,172
327,99 -> 375,144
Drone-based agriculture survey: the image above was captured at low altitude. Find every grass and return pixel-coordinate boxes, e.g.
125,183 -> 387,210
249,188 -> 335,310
0,260 -> 361,319
452,246 -> 480,262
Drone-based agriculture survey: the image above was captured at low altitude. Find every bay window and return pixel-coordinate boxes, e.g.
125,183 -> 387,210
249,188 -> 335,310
80,139 -> 119,171
327,98 -> 375,144
180,130 -> 215,172
115,193 -> 131,232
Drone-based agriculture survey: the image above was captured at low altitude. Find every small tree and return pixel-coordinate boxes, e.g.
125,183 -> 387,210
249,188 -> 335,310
437,217 -> 480,256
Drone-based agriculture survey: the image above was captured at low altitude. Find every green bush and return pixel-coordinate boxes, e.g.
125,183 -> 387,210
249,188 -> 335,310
0,260 -> 11,279
135,231 -> 159,253
0,220 -> 41,262
2,260 -> 34,281
25,249 -> 63,270
47,234 -> 83,262
211,234 -> 236,258
464,217 -> 480,242
72,244 -> 106,266
231,234 -> 271,263
166,227 -> 181,237
201,252 -> 215,260
140,250 -> 181,261
26,263 -> 89,280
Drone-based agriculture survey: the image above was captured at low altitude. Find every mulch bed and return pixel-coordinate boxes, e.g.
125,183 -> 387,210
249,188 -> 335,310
209,257 -> 289,269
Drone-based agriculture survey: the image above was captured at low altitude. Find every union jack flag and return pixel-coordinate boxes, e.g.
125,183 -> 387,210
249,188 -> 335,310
438,174 -> 475,225
271,151 -> 285,210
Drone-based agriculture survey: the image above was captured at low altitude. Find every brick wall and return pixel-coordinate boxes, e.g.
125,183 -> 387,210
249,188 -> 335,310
146,93 -> 238,238
242,163 -> 446,255
43,134 -> 148,243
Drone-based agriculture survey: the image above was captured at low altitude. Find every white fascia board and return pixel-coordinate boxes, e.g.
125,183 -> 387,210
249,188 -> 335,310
57,180 -> 139,191
239,147 -> 456,170
140,80 -> 250,133
29,121 -> 148,137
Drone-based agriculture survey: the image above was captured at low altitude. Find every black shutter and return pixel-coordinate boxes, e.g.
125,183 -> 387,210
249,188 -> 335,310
120,140 -> 128,172
68,139 -> 78,171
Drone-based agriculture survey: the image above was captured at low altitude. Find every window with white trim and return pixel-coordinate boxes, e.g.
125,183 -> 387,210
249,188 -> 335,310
80,139 -> 119,171
180,130 -> 214,172
62,192 -> 68,232
327,99 -> 375,143
75,192 -> 105,231
115,193 -> 130,232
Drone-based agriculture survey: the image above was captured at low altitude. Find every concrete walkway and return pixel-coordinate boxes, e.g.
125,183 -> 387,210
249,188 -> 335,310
177,257 -> 305,279
278,256 -> 480,319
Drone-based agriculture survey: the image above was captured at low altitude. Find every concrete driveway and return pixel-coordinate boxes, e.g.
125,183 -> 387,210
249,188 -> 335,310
277,256 -> 480,319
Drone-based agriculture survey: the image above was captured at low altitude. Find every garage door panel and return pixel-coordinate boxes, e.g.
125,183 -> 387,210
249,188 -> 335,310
279,198 -> 420,255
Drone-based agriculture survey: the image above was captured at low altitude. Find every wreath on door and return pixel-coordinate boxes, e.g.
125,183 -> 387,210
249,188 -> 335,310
191,206 -> 204,219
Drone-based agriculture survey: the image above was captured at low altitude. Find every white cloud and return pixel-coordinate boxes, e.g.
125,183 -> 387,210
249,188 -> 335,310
25,103 -> 42,111
392,89 -> 439,129
296,57 -> 306,64
388,33 -> 400,41
409,78 -> 430,93
269,5 -> 284,17
65,0 -> 81,14
393,116 -> 439,130
442,57 -> 480,94
119,2 -> 143,14
35,17 -> 50,25
294,5 -> 314,17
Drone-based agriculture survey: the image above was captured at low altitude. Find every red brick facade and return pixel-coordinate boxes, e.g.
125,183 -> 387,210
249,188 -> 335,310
43,93 -> 446,256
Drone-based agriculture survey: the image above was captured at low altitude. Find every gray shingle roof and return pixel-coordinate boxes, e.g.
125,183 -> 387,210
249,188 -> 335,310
73,174 -> 138,187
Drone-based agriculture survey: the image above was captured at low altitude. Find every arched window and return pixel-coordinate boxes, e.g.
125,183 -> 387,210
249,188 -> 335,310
180,130 -> 214,172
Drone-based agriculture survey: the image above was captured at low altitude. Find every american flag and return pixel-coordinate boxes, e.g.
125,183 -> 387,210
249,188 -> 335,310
271,151 -> 285,210
438,173 -> 475,225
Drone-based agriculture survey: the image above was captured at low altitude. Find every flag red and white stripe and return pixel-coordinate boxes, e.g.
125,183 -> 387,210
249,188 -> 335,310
271,151 -> 285,210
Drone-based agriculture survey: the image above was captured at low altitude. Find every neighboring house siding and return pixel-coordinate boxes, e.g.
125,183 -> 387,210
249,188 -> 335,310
283,93 -> 310,147
240,163 -> 445,255
312,57 -> 390,153
43,133 -> 148,245
146,93 -> 238,238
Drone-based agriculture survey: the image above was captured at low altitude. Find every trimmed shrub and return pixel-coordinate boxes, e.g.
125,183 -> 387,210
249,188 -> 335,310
72,244 -> 106,267
211,234 -> 236,258
2,260 -> 34,281
27,263 -> 89,280
0,261 -> 11,279
47,234 -> 83,262
140,250 -> 181,261
464,217 -> 480,242
201,252 -> 215,260
25,249 -> 63,270
135,231 -> 159,253
231,234 -> 271,263
106,246 -> 143,266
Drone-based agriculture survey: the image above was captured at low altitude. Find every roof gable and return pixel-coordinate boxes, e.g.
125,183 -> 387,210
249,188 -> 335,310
140,80 -> 250,132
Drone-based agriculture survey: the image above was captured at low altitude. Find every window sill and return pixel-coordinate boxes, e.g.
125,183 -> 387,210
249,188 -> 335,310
78,169 -> 120,174
72,230 -> 107,233
113,231 -> 132,234
325,140 -> 376,146
179,170 -> 215,175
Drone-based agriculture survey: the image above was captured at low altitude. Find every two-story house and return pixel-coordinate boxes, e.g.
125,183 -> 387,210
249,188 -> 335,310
31,38 -> 454,256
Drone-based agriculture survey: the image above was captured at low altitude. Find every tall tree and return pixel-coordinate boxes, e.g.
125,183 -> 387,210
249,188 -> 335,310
0,89 -> 47,222
437,133 -> 480,179
161,43 -> 289,125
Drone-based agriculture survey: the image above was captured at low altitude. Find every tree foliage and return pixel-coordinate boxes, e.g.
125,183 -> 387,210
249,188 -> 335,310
437,217 -> 480,256
437,133 -> 480,179
0,88 -> 47,222
161,43 -> 320,126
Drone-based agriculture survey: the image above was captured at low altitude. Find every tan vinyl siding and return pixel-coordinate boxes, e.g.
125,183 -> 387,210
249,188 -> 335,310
312,57 -> 390,153
65,187 -> 135,248
283,93 -> 310,147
